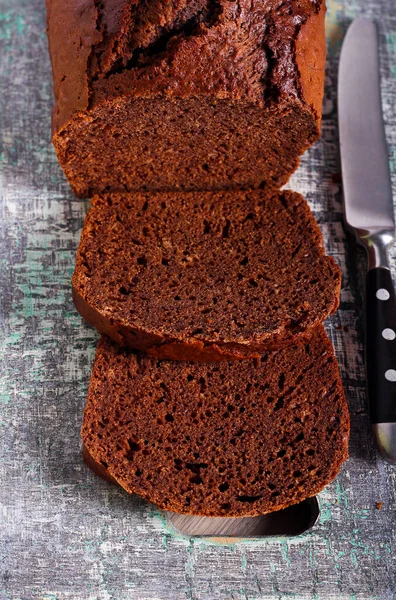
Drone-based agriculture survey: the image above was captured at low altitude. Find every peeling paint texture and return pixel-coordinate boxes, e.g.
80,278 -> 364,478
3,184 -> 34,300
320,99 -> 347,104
0,0 -> 395,599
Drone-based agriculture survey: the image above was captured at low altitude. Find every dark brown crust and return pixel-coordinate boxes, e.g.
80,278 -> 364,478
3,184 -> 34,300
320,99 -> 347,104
295,0 -> 327,122
81,328 -> 350,517
73,286 -> 330,361
83,445 -> 118,485
45,0 -> 101,133
72,189 -> 341,362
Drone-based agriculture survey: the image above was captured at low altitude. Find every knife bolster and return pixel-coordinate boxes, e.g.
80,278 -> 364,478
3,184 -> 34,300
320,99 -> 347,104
356,228 -> 394,270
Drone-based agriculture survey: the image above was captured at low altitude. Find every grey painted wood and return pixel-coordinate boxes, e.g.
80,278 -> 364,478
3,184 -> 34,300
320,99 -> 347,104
0,1 -> 395,598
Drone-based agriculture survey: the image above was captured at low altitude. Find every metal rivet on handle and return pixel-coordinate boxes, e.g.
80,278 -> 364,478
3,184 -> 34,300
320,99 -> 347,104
385,369 -> 396,382
376,289 -> 390,301
382,328 -> 396,341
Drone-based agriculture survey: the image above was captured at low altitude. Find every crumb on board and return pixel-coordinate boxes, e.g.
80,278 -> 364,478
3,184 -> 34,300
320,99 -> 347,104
376,502 -> 383,510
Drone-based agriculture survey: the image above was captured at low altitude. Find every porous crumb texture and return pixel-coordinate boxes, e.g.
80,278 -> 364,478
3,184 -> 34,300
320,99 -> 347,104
82,327 -> 350,517
72,189 -> 341,361
46,0 -> 326,197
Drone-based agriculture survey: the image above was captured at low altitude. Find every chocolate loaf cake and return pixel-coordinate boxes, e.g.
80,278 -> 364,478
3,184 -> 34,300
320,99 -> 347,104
46,0 -> 326,198
82,327 -> 349,517
72,189 -> 341,361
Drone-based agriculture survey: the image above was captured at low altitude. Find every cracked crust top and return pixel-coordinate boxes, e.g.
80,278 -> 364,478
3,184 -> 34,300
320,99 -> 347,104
46,0 -> 326,133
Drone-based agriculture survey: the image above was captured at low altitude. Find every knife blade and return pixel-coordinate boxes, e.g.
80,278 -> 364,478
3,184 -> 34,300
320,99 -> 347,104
166,497 -> 319,538
338,18 -> 396,464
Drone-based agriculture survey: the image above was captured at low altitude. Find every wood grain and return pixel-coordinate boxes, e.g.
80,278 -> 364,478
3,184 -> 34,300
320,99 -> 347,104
0,0 -> 395,598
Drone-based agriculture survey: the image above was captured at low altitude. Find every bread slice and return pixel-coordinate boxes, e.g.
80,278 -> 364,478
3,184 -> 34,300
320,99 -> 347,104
47,0 -> 326,198
82,327 -> 349,517
72,189 -> 341,361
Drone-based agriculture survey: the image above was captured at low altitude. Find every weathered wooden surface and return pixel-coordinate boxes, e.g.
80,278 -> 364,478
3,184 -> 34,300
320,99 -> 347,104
0,1 -> 395,598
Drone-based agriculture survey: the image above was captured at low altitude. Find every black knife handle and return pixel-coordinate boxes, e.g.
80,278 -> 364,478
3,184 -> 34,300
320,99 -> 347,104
366,267 -> 396,423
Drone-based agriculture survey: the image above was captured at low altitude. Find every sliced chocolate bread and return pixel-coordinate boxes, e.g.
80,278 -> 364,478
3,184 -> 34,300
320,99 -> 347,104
72,189 -> 341,361
82,327 -> 349,517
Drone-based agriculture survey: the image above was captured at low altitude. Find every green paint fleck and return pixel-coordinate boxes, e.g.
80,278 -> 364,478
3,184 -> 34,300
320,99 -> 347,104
335,480 -> 349,510
319,501 -> 333,524
385,32 -> 396,53
184,538 -> 196,600
240,550 -> 247,573
280,539 -> 291,566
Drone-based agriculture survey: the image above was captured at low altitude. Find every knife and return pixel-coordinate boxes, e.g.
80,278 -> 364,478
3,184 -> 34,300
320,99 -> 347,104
338,18 -> 396,464
166,497 -> 319,537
